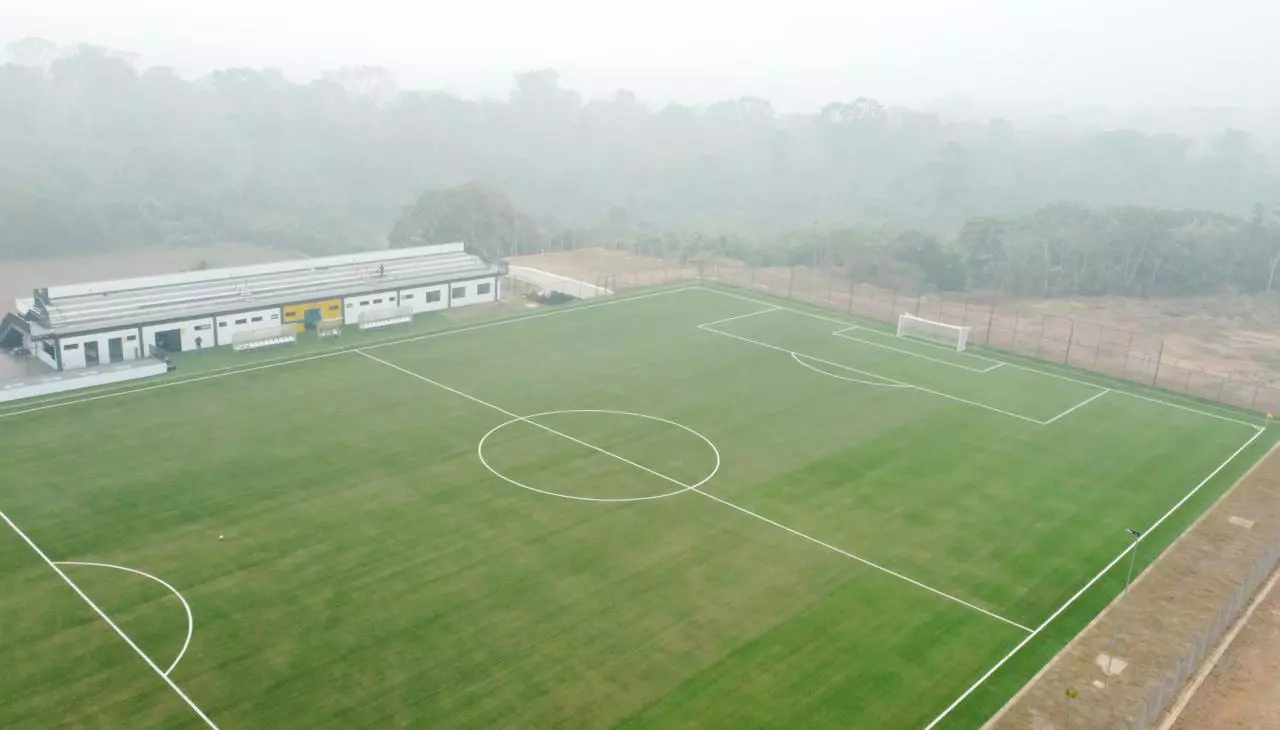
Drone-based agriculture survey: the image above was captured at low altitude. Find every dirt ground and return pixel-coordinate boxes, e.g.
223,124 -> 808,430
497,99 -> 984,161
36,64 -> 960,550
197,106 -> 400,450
509,250 -> 698,289
1168,571 -> 1280,730
1018,295 -> 1280,389
510,248 -> 1280,729
1,243 -> 302,314
985,441 -> 1280,730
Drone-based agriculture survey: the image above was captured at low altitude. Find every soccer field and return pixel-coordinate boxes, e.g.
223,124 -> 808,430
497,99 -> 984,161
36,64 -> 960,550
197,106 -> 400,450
0,284 -> 1272,729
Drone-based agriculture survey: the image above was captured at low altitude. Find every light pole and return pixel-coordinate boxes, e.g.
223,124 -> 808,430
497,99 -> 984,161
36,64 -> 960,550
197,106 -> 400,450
1107,528 -> 1143,675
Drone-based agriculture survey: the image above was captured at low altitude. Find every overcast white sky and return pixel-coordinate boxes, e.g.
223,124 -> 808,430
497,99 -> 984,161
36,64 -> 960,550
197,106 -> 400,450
3,0 -> 1279,113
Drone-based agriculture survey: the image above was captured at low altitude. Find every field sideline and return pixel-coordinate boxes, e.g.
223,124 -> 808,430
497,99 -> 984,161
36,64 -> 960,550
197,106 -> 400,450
0,284 -> 1272,728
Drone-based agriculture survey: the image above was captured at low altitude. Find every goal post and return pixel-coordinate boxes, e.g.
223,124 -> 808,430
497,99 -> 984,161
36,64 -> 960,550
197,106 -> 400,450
897,313 -> 972,352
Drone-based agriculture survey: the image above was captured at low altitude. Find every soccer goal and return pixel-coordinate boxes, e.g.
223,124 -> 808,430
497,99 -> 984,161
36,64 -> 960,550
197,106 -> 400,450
897,313 -> 972,352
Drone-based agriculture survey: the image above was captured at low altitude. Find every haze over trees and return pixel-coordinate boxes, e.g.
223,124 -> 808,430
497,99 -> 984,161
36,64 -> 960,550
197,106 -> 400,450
4,39 -> 1280,299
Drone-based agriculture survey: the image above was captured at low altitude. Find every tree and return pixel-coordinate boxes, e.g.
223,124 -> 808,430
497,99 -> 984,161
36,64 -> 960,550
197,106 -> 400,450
388,183 -> 518,256
5,37 -> 58,68
321,66 -> 398,105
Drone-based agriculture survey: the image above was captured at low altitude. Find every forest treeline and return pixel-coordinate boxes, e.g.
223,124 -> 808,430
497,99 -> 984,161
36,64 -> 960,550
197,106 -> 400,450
4,40 -> 1280,298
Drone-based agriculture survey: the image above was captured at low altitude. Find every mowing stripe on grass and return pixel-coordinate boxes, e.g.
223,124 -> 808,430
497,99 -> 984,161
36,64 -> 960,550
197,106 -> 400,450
354,349 -> 1032,633
0,511 -> 218,729
921,425 -> 1267,730
695,285 -> 1264,430
699,320 -> 1048,425
0,286 -> 697,422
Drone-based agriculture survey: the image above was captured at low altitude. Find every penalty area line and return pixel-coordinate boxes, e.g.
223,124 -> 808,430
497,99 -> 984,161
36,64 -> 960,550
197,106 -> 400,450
0,510 -> 218,729
356,349 -> 1030,633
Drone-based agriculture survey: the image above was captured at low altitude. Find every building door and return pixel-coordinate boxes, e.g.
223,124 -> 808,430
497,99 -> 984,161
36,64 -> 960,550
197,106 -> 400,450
304,308 -> 322,330
108,338 -> 124,363
154,329 -> 182,353
84,341 -> 100,367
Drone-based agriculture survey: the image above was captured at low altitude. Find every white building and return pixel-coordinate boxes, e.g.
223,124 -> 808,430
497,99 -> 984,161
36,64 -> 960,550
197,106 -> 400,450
1,243 -> 504,371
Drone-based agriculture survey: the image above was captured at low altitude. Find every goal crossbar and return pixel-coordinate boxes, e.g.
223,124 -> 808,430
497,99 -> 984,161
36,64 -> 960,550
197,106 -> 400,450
897,313 -> 971,352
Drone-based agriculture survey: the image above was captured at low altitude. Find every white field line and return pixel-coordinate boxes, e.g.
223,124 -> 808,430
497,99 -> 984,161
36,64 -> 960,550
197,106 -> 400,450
791,352 -> 913,388
0,511 -> 218,729
696,305 -> 781,329
833,326 -> 1004,373
355,349 -> 1029,632
980,435 -> 1280,730
1040,388 -> 1111,425
55,560 -> 194,676
699,322 -> 1047,425
0,286 -> 698,422
695,285 -> 1263,429
923,425 -> 1268,730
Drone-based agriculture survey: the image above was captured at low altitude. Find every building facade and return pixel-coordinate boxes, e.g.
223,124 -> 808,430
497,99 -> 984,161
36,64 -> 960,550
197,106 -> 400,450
1,243 -> 505,371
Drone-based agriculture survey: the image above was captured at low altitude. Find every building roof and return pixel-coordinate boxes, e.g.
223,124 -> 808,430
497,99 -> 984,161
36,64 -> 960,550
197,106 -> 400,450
22,243 -> 504,338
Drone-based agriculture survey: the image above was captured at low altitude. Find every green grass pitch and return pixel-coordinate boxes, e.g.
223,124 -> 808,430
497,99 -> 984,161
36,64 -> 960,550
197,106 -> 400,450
0,284 -> 1273,729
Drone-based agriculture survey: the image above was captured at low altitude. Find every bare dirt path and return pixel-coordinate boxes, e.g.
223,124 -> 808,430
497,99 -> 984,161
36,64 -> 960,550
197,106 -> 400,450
1169,571 -> 1280,730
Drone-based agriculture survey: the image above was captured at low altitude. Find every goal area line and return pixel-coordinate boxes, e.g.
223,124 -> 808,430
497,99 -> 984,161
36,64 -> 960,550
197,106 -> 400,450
700,316 -> 1098,426
694,285 -> 1263,431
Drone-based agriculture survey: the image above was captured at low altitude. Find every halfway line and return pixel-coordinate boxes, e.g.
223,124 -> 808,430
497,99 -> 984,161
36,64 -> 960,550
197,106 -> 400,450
355,349 -> 1030,633
0,511 -> 218,728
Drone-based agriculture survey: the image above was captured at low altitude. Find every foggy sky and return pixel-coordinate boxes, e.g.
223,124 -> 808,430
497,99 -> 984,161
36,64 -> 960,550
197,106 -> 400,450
4,0 -> 1279,113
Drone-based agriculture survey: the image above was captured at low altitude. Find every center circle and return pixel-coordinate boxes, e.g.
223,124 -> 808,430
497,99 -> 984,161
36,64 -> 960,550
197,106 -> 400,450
476,409 -> 720,502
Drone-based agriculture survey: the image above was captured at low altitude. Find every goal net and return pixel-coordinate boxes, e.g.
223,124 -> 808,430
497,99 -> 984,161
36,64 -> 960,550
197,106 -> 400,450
897,313 -> 971,352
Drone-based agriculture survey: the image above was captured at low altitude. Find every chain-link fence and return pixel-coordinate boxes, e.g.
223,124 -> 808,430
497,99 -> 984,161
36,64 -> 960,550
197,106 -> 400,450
594,261 -> 1280,415
1130,540 -> 1280,729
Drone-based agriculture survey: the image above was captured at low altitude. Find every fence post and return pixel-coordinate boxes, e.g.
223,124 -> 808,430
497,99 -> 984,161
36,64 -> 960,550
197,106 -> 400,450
1150,340 -> 1165,387
1064,318 -> 1076,365
985,303 -> 995,346
914,293 -> 923,316
1012,313 -> 1021,350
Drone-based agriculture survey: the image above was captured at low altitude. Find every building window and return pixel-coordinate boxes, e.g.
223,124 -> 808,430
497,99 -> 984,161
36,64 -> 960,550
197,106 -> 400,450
328,304 -> 340,310
219,321 -> 228,327
402,293 -> 414,300
126,334 -> 137,341
195,324 -> 211,331
477,282 -> 492,295
270,314 -> 279,319
425,291 -> 441,303
251,316 -> 263,323
373,298 -> 383,304
63,343 -> 80,350
360,300 -> 369,306
452,286 -> 466,298
345,303 -> 353,308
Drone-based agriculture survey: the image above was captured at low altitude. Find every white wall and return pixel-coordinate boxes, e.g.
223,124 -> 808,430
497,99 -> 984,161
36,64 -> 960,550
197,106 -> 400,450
398,284 -> 449,314
447,277 -> 499,308
141,316 -> 216,353
58,327 -> 144,370
342,290 -> 400,325
214,307 -> 282,346
0,361 -> 168,403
